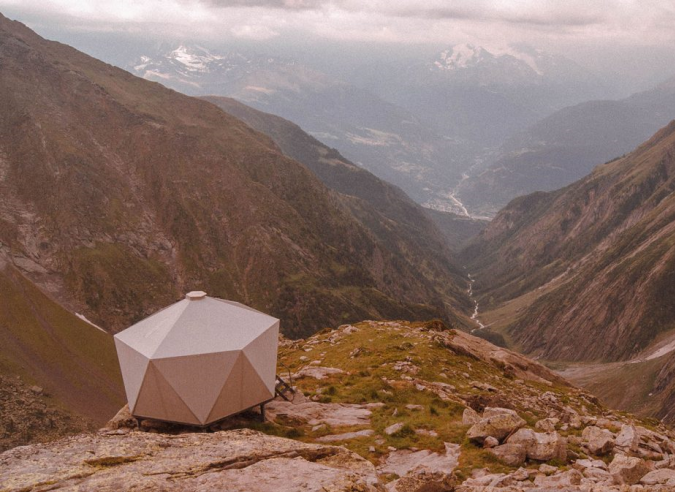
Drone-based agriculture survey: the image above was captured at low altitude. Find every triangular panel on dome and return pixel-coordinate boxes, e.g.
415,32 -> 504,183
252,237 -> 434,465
134,362 -> 200,425
114,338 -> 149,412
240,352 -> 275,410
151,297 -> 276,358
242,321 -> 280,394
115,300 -> 190,358
206,352 -> 245,424
153,350 -> 240,424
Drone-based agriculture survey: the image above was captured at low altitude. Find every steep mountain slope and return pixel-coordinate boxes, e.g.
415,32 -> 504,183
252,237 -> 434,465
0,14 -> 469,338
0,258 -> 124,450
201,96 -> 474,300
128,44 -> 464,211
457,75 -> 675,216
462,121 -> 675,362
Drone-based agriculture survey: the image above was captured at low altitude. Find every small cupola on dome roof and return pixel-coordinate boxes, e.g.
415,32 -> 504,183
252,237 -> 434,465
113,293 -> 279,426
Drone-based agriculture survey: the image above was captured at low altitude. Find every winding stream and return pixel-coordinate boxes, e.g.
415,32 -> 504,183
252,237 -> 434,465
467,274 -> 486,333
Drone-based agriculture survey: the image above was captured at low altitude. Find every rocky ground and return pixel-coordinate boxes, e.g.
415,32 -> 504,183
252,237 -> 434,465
0,375 -> 92,453
3,321 -> 675,491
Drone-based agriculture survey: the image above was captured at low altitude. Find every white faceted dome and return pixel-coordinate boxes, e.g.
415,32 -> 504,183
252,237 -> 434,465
114,294 -> 279,425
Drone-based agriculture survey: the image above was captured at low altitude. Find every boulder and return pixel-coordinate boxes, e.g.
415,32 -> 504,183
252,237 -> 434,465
533,469 -> 582,487
615,424 -> 640,453
482,407 -> 518,419
379,443 -> 460,478
462,407 -> 481,425
639,468 -> 675,485
583,467 -> 612,482
574,458 -> 608,471
534,418 -> 558,433
582,425 -> 615,455
488,443 -> 527,467
507,428 -> 566,461
103,405 -> 137,431
466,413 -> 526,444
381,443 -> 460,492
609,454 -> 650,485
483,436 -> 499,449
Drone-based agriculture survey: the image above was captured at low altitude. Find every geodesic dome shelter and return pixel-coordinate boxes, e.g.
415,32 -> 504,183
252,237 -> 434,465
113,291 -> 279,426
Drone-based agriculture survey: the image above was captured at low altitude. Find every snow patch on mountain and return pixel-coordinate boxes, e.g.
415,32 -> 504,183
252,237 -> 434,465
432,44 -> 544,76
434,44 -> 489,70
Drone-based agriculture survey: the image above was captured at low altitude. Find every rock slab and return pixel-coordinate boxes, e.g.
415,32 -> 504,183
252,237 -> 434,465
0,429 -> 379,492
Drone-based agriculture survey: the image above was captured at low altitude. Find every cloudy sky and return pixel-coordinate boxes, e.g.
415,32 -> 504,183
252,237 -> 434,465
2,0 -> 674,44
1,0 -> 674,92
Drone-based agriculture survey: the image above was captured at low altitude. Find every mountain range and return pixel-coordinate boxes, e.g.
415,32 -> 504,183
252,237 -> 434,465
128,44 -> 465,211
457,74 -> 675,216
0,14 -> 471,343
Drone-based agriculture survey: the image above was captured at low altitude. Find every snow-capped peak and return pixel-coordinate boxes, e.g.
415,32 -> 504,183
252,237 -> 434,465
169,44 -> 222,72
432,44 -> 545,76
435,44 -> 488,70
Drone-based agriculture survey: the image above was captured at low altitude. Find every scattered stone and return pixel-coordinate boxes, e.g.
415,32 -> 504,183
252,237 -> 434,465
471,382 -> 497,392
483,436 -> 499,448
535,418 -> 558,432
615,424 -> 640,453
267,400 -> 371,427
103,405 -> 137,431
466,413 -> 526,444
533,469 -> 582,487
539,463 -> 557,475
414,429 -> 438,437
462,407 -> 481,426
482,407 -> 518,418
488,443 -> 527,467
639,468 -> 675,485
583,467 -> 612,482
384,422 -> 405,436
316,429 -> 374,442
29,386 -> 43,395
378,443 -> 460,478
582,425 -> 615,455
392,361 -> 420,375
507,428 -> 566,461
609,454 -> 650,485
574,458 -> 608,471
292,366 -> 344,380
405,404 -> 423,411
512,468 -> 529,481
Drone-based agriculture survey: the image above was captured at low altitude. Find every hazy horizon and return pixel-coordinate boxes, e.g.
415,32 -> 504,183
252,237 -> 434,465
2,1 -> 675,96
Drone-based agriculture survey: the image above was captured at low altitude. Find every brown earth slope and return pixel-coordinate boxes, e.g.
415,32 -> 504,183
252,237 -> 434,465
0,259 -> 124,450
202,96 -> 472,305
462,121 -> 675,362
0,14 -> 469,338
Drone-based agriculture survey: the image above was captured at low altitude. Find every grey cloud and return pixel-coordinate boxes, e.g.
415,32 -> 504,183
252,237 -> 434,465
195,0 -> 330,9
382,6 -> 603,28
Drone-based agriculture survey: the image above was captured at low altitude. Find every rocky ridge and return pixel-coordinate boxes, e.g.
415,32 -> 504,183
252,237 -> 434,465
4,321 -> 675,491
